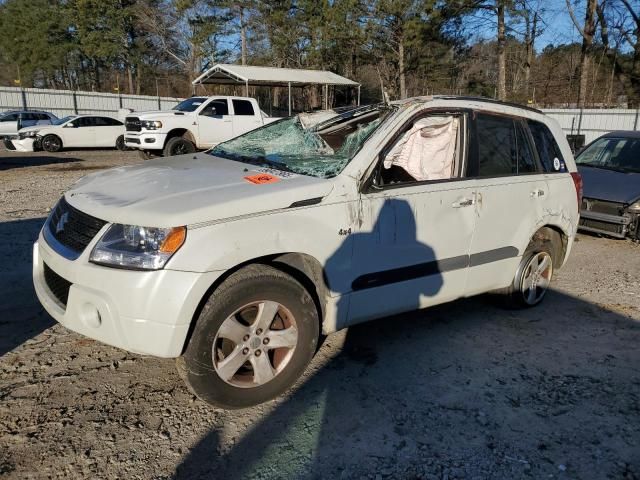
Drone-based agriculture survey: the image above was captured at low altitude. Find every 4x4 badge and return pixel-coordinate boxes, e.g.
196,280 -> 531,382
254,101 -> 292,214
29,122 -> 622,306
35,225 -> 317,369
55,212 -> 69,234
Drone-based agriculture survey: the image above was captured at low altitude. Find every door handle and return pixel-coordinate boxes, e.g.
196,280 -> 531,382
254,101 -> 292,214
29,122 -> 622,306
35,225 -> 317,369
530,189 -> 545,198
452,198 -> 475,208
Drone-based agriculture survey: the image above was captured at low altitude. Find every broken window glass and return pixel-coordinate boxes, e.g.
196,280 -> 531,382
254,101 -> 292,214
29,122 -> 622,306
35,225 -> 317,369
209,106 -> 393,178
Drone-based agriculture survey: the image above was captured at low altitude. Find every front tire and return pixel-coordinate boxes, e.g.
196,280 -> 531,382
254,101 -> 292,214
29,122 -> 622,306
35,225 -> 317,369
41,134 -> 62,152
180,264 -> 319,409
163,136 -> 196,157
115,135 -> 127,151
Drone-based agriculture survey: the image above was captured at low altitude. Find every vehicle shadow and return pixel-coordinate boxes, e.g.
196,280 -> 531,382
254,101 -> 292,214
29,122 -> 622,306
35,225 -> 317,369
0,155 -> 82,171
173,289 -> 640,479
0,217 -> 53,356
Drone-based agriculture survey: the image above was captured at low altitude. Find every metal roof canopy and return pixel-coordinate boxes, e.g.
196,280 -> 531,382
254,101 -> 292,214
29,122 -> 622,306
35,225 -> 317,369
192,64 -> 360,115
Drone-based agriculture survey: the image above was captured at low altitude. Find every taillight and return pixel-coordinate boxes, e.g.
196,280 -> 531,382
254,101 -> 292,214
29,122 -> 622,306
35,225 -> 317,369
570,172 -> 583,212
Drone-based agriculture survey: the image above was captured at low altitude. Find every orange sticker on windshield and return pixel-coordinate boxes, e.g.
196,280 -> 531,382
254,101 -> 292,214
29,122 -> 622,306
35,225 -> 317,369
244,173 -> 280,184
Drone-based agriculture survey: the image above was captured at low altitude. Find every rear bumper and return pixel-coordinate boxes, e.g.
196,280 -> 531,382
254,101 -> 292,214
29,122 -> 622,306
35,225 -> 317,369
579,210 -> 636,239
124,132 -> 166,150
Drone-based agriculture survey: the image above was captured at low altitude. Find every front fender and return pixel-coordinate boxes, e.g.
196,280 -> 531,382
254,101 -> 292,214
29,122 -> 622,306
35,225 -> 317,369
166,201 -> 355,295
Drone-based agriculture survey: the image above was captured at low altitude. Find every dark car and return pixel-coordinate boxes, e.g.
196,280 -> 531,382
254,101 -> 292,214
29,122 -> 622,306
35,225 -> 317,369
576,131 -> 640,240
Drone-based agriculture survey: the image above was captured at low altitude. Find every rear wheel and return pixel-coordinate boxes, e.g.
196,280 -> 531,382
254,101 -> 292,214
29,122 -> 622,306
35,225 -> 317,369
41,134 -> 62,152
498,229 -> 560,308
163,136 -> 196,157
179,264 -> 319,409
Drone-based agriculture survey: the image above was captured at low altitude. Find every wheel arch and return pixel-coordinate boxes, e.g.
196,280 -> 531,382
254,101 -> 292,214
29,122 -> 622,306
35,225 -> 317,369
528,224 -> 569,269
163,128 -> 195,147
180,252 -> 329,355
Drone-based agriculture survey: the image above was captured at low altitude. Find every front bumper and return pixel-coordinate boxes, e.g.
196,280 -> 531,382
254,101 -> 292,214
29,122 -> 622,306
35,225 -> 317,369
579,209 -> 638,239
33,230 -> 222,357
10,137 -> 36,152
124,132 -> 167,150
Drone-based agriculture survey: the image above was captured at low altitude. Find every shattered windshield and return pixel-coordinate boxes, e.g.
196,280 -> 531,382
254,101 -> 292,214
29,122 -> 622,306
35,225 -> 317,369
173,97 -> 208,112
209,106 -> 393,178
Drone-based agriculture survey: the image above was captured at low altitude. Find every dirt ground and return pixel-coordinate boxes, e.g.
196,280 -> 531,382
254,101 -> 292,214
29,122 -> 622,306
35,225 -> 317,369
0,147 -> 639,480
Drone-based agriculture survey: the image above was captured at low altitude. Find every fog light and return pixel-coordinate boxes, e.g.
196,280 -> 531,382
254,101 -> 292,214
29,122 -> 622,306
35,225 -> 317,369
144,138 -> 156,143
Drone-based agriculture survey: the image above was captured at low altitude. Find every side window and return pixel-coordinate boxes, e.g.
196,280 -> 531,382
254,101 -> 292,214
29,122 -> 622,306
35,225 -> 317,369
527,120 -> 565,172
21,113 -> 37,121
94,117 -> 122,126
36,113 -> 50,120
0,113 -> 19,122
75,117 -> 96,127
516,122 -> 538,173
476,114 -> 516,176
201,99 -> 229,116
377,114 -> 462,186
232,99 -> 255,116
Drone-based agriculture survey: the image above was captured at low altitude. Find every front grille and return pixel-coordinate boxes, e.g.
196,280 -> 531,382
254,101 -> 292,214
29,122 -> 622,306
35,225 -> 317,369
579,217 -> 624,235
48,197 -> 106,254
581,198 -> 625,216
125,116 -> 141,132
43,263 -> 71,307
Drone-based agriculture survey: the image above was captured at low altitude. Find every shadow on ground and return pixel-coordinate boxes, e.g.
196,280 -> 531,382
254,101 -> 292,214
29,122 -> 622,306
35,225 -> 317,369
174,290 -> 640,480
0,217 -> 53,356
0,156 -> 82,171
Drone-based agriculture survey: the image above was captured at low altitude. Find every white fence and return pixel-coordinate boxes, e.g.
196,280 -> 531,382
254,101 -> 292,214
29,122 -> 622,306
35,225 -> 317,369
542,108 -> 640,144
0,86 -> 183,118
1,87 -> 639,144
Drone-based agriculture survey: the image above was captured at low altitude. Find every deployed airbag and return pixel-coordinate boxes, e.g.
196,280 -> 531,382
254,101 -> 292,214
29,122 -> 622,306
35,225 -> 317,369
383,116 -> 459,181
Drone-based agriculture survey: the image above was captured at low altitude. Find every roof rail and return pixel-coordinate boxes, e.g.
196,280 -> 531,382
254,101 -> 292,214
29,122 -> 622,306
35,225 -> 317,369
433,95 -> 543,114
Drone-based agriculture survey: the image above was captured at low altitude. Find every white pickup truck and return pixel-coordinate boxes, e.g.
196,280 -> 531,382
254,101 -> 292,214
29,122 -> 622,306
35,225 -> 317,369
124,96 -> 279,157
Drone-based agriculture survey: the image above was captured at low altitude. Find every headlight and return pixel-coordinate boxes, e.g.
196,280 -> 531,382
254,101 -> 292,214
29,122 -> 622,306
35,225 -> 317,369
90,224 -> 186,270
141,120 -> 162,130
19,130 -> 39,139
628,201 -> 640,214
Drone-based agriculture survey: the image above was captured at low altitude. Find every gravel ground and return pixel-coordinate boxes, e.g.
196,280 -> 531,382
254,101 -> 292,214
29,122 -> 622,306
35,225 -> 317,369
0,147 -> 639,480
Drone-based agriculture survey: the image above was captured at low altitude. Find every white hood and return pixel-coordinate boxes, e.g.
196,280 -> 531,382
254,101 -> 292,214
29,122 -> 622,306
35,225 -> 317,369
128,110 -> 192,120
64,153 -> 334,227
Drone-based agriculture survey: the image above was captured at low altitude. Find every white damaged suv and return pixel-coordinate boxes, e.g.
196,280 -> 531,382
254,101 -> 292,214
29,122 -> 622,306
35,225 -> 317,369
33,97 -> 582,408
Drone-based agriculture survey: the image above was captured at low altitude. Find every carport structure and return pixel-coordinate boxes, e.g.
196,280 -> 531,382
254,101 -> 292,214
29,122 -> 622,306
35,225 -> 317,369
191,64 -> 360,116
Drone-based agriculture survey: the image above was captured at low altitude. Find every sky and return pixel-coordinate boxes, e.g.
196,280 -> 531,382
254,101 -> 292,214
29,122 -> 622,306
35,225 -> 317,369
472,0 -> 586,50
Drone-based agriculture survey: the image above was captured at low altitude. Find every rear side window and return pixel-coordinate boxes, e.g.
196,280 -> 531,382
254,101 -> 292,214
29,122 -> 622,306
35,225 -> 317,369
95,117 -> 123,126
516,122 -> 538,173
476,114 -> 516,176
36,113 -> 50,120
528,120 -> 565,172
232,99 -> 255,116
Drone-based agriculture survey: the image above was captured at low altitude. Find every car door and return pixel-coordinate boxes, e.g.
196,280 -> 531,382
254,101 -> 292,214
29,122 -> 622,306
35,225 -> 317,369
231,99 -> 263,136
62,117 -> 96,147
94,117 -> 123,147
464,112 -> 549,296
0,113 -> 20,136
344,112 -> 479,323
197,99 -> 233,148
